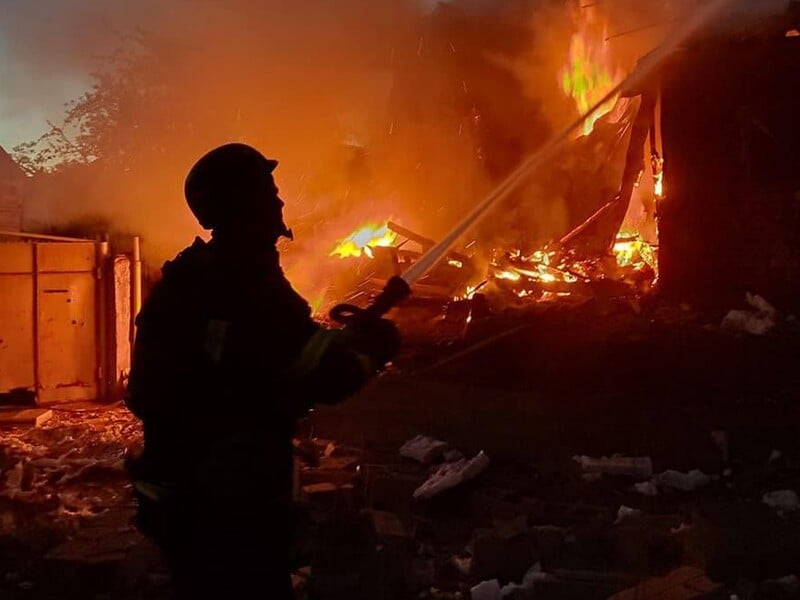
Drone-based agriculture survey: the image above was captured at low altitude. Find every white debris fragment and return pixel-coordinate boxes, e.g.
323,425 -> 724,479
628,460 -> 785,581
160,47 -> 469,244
632,481 -> 659,496
614,505 -> 643,525
499,563 -> 544,597
653,469 -> 711,492
721,293 -> 778,335
400,435 -> 449,464
414,451 -> 490,499
471,578 -> 501,600
762,490 -> 800,515
573,455 -> 653,479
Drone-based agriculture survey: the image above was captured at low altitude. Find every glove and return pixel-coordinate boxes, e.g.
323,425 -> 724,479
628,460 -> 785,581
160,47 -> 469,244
346,316 -> 400,370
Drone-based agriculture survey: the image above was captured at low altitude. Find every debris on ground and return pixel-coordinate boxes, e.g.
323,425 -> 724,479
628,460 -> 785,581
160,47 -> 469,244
614,505 -> 643,524
414,451 -> 490,499
470,578 -> 502,600
652,469 -> 711,492
0,404 -> 138,515
632,481 -> 659,496
762,489 -> 800,515
721,293 -> 779,336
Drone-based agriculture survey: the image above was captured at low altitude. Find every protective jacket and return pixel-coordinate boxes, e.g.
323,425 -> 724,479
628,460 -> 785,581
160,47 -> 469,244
128,234 -> 371,486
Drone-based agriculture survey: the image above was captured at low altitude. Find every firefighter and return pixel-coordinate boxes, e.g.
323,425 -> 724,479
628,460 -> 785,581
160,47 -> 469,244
126,143 -> 399,598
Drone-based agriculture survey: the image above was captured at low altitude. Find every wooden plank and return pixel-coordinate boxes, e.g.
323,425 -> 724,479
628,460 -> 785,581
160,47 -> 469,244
0,408 -> 53,428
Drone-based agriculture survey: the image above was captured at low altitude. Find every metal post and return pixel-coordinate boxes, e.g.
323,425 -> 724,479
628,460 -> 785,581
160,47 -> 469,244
131,236 -> 142,346
97,238 -> 110,401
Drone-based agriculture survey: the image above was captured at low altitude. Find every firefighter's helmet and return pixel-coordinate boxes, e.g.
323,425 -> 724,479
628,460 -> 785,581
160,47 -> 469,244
184,143 -> 281,231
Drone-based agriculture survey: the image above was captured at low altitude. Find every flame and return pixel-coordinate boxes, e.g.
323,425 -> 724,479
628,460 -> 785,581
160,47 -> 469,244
330,222 -> 397,259
651,153 -> 665,199
613,232 -> 657,271
560,10 -> 624,136
482,229 -> 657,302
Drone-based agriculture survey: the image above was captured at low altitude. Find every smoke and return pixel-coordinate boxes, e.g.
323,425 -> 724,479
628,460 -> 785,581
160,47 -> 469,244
5,0 -> 736,302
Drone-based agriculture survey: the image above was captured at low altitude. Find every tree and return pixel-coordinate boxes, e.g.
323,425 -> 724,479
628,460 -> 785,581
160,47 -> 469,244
12,30 -> 192,175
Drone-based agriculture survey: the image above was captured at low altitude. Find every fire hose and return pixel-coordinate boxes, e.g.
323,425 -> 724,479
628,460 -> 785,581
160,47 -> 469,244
330,0 -> 736,326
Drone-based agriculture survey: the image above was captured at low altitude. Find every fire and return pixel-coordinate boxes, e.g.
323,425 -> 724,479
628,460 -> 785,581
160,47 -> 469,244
613,232 -> 657,270
330,222 -> 398,259
560,9 -> 624,136
484,229 -> 657,302
651,153 -> 665,199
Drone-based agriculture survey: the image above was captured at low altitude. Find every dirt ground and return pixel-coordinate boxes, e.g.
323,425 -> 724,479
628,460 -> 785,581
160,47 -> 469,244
2,300 -> 800,599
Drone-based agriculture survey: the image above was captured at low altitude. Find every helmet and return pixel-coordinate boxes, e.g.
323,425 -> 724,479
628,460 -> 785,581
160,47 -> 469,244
184,143 -> 282,231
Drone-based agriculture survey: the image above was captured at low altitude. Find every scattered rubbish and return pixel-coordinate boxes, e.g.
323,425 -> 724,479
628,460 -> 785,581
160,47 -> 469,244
470,563 -> 544,600
470,578 -> 501,600
414,451 -> 490,499
652,469 -> 710,492
633,481 -> 659,496
614,505 -> 642,525
762,490 -> 800,515
499,562 -> 544,597
609,566 -> 720,599
573,455 -> 653,479
400,435 -> 449,464
721,293 -> 778,336
0,408 -> 53,429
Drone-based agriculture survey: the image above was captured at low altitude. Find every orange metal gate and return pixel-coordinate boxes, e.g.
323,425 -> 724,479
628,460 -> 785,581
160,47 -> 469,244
0,239 -> 101,404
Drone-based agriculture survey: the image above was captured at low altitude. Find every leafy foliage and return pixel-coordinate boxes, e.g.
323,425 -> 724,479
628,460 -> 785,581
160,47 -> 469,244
12,31 -> 189,175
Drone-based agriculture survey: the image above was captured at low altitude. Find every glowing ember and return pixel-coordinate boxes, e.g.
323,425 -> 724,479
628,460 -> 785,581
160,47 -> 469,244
330,222 -> 398,259
560,10 -> 624,136
448,258 -> 464,269
494,269 -> 522,282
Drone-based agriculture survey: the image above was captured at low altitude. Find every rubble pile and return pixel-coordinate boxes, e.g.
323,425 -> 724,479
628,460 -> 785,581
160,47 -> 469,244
291,424 -> 800,600
0,404 -> 139,517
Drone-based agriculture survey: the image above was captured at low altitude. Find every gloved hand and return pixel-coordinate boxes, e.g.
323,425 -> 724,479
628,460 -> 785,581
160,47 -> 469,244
346,316 -> 400,370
